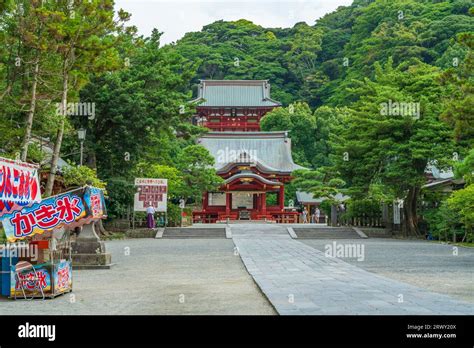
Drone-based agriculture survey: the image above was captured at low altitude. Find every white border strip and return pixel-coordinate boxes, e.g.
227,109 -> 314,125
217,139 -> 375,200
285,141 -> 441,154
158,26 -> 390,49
352,226 -> 368,239
287,227 -> 297,239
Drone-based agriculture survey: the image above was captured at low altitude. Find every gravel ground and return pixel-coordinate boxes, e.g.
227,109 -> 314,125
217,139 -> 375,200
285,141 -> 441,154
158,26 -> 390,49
0,239 -> 276,315
301,238 -> 474,303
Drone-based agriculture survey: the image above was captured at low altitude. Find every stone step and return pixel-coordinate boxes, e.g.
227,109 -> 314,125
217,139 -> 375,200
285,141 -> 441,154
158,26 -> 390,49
293,227 -> 361,239
219,220 -> 275,224
230,225 -> 289,236
162,227 -> 226,239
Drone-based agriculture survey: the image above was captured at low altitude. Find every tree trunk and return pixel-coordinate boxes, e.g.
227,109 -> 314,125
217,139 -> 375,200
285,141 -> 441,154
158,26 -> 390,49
20,56 -> 40,161
0,45 -> 17,101
98,219 -> 107,235
45,63 -> 68,196
96,220 -> 110,237
87,150 -> 97,170
404,186 -> 421,237
0,84 -> 12,101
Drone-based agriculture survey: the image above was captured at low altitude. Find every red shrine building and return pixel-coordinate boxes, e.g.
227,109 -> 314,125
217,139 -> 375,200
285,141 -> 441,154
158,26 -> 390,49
191,80 -> 303,223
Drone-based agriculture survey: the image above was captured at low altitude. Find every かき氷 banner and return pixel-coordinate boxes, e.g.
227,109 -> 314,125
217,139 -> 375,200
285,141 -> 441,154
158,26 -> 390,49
11,264 -> 52,297
0,186 -> 106,242
0,157 -> 42,217
83,186 -> 107,220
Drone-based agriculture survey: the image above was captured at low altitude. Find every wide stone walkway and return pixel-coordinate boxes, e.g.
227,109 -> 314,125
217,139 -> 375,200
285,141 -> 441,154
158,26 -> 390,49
231,223 -> 474,315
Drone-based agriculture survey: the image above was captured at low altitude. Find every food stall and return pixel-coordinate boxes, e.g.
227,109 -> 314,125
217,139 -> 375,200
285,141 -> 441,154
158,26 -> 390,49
0,176 -> 107,299
0,232 -> 73,299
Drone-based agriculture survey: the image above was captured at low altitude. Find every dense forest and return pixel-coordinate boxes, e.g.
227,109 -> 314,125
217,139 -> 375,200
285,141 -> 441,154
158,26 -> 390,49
0,0 -> 472,238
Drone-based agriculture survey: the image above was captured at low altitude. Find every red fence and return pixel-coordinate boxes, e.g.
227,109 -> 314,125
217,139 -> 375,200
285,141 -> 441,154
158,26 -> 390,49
192,210 -> 300,224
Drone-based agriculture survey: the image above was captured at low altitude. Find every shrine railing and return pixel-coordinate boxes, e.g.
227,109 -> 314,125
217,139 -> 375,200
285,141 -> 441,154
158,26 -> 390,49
270,212 -> 299,224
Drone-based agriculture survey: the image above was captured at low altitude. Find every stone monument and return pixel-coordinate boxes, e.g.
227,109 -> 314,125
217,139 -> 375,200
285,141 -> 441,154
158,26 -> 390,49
71,222 -> 112,269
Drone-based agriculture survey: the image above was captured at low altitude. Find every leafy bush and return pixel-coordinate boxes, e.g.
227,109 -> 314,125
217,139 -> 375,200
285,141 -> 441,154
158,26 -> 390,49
266,192 -> 278,206
105,178 -> 135,220
344,198 -> 381,219
319,200 -> 331,216
166,203 -> 193,227
26,143 -> 46,164
62,165 -> 107,191
447,184 -> 474,242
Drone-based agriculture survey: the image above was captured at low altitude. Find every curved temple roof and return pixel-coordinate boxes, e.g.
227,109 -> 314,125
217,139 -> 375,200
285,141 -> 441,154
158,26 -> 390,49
224,172 -> 283,186
198,131 -> 305,174
191,80 -> 281,107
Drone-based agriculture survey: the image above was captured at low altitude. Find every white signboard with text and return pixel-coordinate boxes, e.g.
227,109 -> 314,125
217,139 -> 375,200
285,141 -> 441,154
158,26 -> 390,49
133,178 -> 168,212
393,200 -> 401,225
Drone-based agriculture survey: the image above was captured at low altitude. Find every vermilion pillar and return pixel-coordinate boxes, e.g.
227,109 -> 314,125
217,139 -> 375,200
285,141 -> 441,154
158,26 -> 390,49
202,192 -> 208,212
261,192 -> 267,215
225,192 -> 231,216
279,185 -> 285,211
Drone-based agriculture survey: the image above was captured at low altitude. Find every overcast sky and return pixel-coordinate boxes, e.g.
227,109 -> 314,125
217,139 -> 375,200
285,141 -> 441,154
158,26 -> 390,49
114,0 -> 353,45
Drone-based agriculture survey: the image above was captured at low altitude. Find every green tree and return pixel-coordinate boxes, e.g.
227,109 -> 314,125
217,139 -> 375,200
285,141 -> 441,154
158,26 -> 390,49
447,184 -> 474,242
176,145 -> 223,203
292,168 -> 345,200
261,103 -> 344,169
77,30 -> 196,179
332,58 -> 453,236
439,32 -> 473,148
62,165 -> 107,190
454,148 -> 474,184
44,0 -> 130,196
261,102 -> 316,167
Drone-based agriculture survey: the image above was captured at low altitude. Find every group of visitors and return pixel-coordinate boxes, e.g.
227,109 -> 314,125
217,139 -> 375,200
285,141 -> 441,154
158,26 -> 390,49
301,207 -> 321,224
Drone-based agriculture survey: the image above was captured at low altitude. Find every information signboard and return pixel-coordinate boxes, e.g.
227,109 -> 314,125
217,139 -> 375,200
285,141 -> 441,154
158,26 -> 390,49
133,178 -> 168,212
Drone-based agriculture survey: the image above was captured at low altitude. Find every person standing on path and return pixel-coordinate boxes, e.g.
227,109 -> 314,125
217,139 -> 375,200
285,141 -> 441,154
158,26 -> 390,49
146,204 -> 156,229
302,207 -> 308,224
315,207 -> 321,223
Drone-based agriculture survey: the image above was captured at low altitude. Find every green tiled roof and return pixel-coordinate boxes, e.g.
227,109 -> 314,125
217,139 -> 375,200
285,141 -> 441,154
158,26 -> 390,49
191,80 -> 281,107
198,131 -> 305,173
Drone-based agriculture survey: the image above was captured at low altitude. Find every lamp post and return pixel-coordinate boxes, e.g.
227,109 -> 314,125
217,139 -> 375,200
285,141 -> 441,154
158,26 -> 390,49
77,128 -> 86,166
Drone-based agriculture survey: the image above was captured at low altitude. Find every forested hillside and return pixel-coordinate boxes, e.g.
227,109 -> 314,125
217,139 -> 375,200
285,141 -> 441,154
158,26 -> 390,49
176,0 -> 473,108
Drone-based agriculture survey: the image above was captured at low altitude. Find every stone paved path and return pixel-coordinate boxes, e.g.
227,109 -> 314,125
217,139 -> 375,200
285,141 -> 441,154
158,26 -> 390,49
301,238 -> 474,303
231,223 -> 474,315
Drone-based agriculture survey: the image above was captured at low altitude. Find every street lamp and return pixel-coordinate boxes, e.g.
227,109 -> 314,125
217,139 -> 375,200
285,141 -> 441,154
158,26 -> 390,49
77,128 -> 86,166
